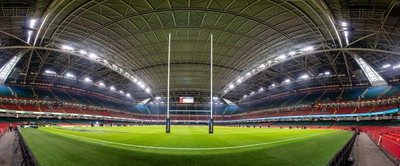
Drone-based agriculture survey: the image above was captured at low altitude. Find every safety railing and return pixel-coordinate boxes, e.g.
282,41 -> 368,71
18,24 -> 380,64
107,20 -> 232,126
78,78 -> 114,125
16,130 -> 38,166
327,132 -> 357,166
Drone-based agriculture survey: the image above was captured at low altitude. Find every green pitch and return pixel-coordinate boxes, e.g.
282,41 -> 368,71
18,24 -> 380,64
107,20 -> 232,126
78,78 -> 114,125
21,126 -> 353,166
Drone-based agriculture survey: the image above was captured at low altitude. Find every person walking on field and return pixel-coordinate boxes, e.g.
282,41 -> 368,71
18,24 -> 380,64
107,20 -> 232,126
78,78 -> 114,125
9,123 -> 13,132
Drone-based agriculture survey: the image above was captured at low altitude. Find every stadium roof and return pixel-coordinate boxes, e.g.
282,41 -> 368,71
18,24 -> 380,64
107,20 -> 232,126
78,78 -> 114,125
1,0 -> 400,102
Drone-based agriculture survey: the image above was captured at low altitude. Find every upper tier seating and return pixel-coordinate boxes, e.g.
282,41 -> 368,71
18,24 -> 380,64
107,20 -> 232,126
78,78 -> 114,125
320,90 -> 341,101
10,87 -> 35,98
0,85 -> 13,97
341,88 -> 366,101
384,86 -> 400,98
363,86 -> 389,99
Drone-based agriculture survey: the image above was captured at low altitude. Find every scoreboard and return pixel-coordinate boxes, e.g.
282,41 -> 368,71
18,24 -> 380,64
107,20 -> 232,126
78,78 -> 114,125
179,97 -> 194,103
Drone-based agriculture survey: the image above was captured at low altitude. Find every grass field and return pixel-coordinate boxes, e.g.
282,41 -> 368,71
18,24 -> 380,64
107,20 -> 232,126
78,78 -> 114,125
21,126 -> 353,166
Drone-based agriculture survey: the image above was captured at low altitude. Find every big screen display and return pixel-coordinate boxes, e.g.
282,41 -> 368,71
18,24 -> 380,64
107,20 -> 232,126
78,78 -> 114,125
179,97 -> 194,103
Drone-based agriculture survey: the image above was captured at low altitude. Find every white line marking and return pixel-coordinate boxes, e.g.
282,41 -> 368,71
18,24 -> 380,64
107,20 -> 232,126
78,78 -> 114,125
51,131 -> 332,151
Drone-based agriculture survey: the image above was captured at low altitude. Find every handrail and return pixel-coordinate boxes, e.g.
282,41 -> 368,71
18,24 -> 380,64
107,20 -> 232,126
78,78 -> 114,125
16,129 -> 39,166
327,132 -> 357,166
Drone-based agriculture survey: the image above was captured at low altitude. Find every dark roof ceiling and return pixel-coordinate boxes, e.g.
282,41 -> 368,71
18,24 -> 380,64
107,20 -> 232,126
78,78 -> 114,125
1,0 -> 400,102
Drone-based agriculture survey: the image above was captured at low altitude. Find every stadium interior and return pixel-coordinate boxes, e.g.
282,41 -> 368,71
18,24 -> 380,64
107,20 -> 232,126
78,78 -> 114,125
0,0 -> 400,165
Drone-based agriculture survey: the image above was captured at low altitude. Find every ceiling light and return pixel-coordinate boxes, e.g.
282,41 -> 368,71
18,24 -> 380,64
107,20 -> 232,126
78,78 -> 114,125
278,54 -> 286,60
259,87 -> 264,91
236,78 -> 242,83
89,53 -> 98,59
382,64 -> 391,68
45,70 -> 56,74
393,65 -> 400,69
84,77 -> 92,82
29,19 -> 36,28
259,64 -> 266,68
289,51 -> 295,56
246,72 -> 251,76
250,91 -> 255,94
344,31 -> 349,37
302,46 -> 314,52
243,95 -> 247,98
284,79 -> 291,83
213,97 -> 218,100
119,90 -> 124,94
79,50 -> 87,55
341,22 -> 347,27
271,83 -> 276,87
229,84 -> 234,89
138,82 -> 145,88
126,93 -> 131,97
155,96 -> 162,100
62,45 -> 74,51
324,71 -> 331,75
65,73 -> 75,78
99,82 -> 105,87
145,88 -> 150,93
299,74 -> 309,79
110,86 -> 115,91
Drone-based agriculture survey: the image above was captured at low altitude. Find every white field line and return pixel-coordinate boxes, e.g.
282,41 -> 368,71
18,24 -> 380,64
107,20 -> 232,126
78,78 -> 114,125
52,131 -> 332,151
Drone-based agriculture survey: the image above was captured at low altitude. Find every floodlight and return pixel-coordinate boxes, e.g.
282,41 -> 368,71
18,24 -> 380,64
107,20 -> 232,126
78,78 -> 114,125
302,46 -> 314,52
139,82 -> 145,88
119,90 -> 124,94
30,19 -> 36,28
278,54 -> 286,60
289,51 -> 295,56
65,73 -> 75,78
284,79 -> 291,83
89,53 -> 98,59
243,95 -> 247,98
45,70 -> 56,74
324,71 -> 331,75
236,78 -> 242,83
259,87 -> 264,91
99,82 -> 105,87
126,93 -> 131,97
79,50 -> 87,55
84,77 -> 92,82
62,45 -> 74,51
299,74 -> 309,79
213,97 -> 218,100
155,96 -> 162,100
344,31 -> 349,37
246,72 -> 251,76
145,88 -> 150,93
229,84 -> 234,89
341,22 -> 347,27
271,84 -> 276,87
110,86 -> 116,91
382,64 -> 391,68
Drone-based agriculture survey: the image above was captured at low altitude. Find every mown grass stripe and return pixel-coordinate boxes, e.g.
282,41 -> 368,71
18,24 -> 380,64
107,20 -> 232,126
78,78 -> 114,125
50,130 -> 332,150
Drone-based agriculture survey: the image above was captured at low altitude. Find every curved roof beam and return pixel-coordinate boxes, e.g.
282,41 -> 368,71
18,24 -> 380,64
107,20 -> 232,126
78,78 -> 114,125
219,47 -> 400,97
0,45 -> 153,97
